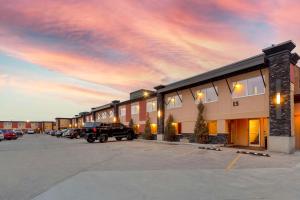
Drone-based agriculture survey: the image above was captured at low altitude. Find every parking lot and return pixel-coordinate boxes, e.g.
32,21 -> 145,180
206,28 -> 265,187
0,134 -> 300,200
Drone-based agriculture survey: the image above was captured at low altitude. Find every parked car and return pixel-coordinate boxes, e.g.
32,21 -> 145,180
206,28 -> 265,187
50,130 -> 56,136
56,129 -> 67,137
0,130 -> 4,141
65,129 -> 81,139
84,122 -> 136,143
13,129 -> 24,137
27,129 -> 35,134
4,130 -> 18,140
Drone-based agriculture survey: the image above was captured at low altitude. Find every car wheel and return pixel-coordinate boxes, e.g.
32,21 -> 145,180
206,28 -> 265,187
99,135 -> 108,143
127,131 -> 134,141
116,137 -> 122,141
87,135 -> 95,143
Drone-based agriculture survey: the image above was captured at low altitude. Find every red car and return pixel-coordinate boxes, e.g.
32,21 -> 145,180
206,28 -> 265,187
4,131 -> 18,140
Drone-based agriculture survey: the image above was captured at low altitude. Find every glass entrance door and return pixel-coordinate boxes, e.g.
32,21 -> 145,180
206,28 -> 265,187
249,119 -> 260,146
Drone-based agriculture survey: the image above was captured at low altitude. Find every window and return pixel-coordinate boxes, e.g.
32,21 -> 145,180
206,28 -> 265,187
131,104 -> 139,115
109,111 -> 114,118
207,121 -> 217,135
120,107 -> 126,117
96,113 -> 101,121
195,87 -> 218,104
166,95 -> 182,109
147,100 -> 157,112
101,112 -> 107,119
232,80 -> 247,98
232,76 -> 265,98
247,76 -> 265,96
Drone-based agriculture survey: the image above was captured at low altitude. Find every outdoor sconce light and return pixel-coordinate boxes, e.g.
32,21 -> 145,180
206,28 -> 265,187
276,92 -> 281,105
82,122 -> 85,126
143,91 -> 149,97
157,110 -> 162,118
69,124 -> 72,128
196,91 -> 203,97
113,117 -> 117,123
75,123 -> 77,127
235,83 -> 242,90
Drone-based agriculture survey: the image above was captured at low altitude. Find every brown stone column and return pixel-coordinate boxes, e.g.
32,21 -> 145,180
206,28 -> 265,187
263,41 -> 299,153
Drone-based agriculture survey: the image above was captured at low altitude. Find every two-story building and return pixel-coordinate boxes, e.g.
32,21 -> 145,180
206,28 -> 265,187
92,100 -> 119,124
118,89 -> 157,134
156,40 -> 299,153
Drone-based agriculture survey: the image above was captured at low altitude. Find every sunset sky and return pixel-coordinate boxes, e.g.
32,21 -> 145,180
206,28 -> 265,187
1,0 -> 300,121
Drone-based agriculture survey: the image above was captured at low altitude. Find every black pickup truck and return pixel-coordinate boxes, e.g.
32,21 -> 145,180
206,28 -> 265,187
83,122 -> 136,143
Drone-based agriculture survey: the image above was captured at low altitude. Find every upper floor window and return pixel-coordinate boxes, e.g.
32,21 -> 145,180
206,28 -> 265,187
101,112 -> 107,119
195,87 -> 218,104
119,107 -> 126,117
167,95 -> 182,109
232,76 -> 265,98
131,104 -> 139,115
109,111 -> 114,118
146,100 -> 157,112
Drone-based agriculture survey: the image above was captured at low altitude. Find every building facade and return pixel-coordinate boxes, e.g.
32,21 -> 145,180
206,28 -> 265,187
156,40 -> 299,153
55,40 -> 300,153
0,121 -> 55,132
118,89 -> 157,134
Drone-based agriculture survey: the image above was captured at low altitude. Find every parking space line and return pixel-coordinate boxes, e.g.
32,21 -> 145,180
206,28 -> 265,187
225,154 -> 242,172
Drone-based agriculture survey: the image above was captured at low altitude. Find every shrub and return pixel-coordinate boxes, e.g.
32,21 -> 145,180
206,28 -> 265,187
142,117 -> 155,140
164,114 -> 177,141
194,101 -> 209,143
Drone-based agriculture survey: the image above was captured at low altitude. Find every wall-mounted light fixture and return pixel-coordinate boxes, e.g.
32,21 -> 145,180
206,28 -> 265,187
113,117 -> 117,123
75,123 -> 77,127
234,83 -> 242,90
69,124 -> 72,128
276,92 -> 281,105
157,110 -> 161,118
143,91 -> 149,97
196,91 -> 203,97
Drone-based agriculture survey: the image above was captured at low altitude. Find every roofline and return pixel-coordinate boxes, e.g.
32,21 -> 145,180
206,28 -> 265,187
117,93 -> 157,106
157,53 -> 265,94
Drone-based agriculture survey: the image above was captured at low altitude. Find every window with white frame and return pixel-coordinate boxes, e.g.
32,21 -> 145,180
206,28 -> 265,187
119,107 -> 126,117
131,104 -> 139,115
101,112 -> 107,119
195,87 -> 218,104
167,95 -> 182,109
232,76 -> 265,98
109,111 -> 114,118
96,113 -> 101,121
146,100 -> 157,112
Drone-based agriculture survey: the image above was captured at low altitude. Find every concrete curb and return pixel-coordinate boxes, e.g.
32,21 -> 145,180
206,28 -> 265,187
136,138 -> 223,148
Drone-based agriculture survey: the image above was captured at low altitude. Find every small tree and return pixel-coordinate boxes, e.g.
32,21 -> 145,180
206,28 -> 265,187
194,101 -> 209,143
142,116 -> 153,140
164,114 -> 177,141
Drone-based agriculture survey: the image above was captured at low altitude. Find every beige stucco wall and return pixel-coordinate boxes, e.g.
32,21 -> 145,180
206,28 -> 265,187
164,69 -> 269,133
44,122 -> 53,130
59,119 -> 71,129
293,65 -> 300,95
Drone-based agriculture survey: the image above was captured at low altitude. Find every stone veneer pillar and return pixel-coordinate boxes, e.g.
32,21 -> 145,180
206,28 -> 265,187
157,93 -> 165,136
112,100 -> 120,122
263,41 -> 299,153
